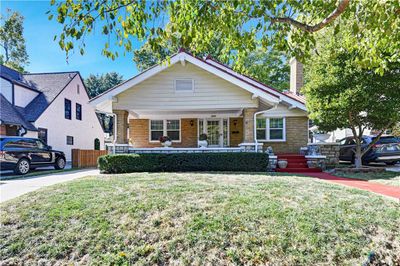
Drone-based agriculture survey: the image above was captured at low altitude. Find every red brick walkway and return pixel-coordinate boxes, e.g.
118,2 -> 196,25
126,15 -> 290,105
303,172 -> 400,200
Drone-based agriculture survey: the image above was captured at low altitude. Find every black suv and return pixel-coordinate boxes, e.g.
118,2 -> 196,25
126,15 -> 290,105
339,135 -> 400,165
0,137 -> 66,175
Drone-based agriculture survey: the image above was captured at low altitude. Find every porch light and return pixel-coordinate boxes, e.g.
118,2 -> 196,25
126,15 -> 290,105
233,119 -> 238,127
190,120 -> 194,126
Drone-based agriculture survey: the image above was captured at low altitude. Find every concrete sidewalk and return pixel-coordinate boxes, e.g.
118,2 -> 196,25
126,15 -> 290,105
0,169 -> 99,203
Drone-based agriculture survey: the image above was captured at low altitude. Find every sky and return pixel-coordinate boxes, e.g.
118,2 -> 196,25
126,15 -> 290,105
1,0 -> 143,79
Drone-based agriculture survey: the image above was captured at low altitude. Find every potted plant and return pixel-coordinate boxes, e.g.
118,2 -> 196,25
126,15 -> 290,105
310,126 -> 331,143
198,133 -> 208,148
159,136 -> 172,147
278,159 -> 288,169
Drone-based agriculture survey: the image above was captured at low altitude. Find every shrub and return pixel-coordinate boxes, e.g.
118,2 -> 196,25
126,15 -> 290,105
98,152 -> 269,173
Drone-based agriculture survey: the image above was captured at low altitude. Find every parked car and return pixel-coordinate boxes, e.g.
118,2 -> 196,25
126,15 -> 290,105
0,137 -> 66,175
338,135 -> 400,165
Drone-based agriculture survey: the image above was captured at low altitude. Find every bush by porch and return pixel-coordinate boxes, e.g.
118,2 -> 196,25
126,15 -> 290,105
98,152 -> 269,173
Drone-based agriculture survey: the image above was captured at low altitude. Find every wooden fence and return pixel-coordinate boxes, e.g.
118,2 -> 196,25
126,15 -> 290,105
72,149 -> 108,168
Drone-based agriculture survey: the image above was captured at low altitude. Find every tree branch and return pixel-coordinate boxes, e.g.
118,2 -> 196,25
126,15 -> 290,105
270,0 -> 350,33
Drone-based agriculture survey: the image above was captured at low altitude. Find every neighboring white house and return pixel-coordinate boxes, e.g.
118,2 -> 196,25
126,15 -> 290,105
0,65 -> 104,161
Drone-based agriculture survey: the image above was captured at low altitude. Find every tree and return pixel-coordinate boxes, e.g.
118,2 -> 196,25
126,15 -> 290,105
49,0 -> 399,73
0,9 -> 29,72
304,29 -> 400,168
84,72 -> 124,98
240,49 -> 289,91
133,37 -> 230,72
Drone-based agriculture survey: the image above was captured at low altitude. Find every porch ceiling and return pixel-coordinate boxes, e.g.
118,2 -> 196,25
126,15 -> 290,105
128,109 -> 244,119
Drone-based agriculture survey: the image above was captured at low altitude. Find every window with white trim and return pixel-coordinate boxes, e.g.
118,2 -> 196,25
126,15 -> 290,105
150,119 -> 181,141
269,118 -> 284,140
175,79 -> 194,92
256,118 -> 267,140
255,117 -> 285,141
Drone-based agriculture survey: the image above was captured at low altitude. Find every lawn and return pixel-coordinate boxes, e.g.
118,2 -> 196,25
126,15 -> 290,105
334,171 -> 400,187
1,173 -> 399,265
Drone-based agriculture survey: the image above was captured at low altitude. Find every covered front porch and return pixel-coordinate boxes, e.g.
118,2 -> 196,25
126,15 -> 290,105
113,108 -> 259,149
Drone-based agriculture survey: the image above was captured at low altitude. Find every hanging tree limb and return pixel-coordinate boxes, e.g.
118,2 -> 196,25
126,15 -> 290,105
270,0 -> 350,33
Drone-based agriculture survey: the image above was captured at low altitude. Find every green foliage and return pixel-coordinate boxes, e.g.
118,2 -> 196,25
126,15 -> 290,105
0,9 -> 29,72
304,26 -> 400,167
49,0 -> 399,73
98,153 -> 269,173
240,48 -> 289,91
84,72 -> 124,98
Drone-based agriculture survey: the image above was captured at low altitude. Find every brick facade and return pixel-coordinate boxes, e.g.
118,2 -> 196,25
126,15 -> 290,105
243,108 -> 258,142
127,115 -> 308,152
262,116 -> 309,154
129,118 -> 198,148
114,110 -> 129,144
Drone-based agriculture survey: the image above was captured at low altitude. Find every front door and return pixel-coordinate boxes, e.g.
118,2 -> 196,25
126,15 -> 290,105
207,120 -> 221,147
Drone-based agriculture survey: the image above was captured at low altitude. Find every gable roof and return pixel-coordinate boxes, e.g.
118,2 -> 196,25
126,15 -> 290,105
90,50 -> 306,111
0,64 -> 78,121
0,94 -> 37,131
21,72 -> 78,121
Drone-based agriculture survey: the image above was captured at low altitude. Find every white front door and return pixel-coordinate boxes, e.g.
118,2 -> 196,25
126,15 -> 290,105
207,119 -> 221,147
199,118 -> 229,147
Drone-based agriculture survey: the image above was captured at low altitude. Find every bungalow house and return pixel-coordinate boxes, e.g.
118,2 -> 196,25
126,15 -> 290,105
0,65 -> 104,161
90,50 -> 309,154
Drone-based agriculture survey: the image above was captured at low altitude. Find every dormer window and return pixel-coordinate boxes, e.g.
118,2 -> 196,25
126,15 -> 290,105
174,79 -> 194,92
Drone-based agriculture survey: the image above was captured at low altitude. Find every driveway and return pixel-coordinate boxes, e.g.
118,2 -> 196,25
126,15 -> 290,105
0,169 -> 99,203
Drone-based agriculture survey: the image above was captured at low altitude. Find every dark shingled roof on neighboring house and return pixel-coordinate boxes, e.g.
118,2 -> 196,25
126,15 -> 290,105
21,72 -> 78,121
0,64 -> 78,130
0,94 -> 37,131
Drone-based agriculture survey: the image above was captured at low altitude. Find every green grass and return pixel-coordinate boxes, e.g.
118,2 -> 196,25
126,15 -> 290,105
1,173 -> 399,265
334,171 -> 400,187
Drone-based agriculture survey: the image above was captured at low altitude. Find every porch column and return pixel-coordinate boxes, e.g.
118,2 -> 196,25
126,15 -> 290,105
114,110 -> 129,144
243,108 -> 258,143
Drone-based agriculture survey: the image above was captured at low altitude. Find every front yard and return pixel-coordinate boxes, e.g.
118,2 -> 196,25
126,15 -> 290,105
1,173 -> 399,265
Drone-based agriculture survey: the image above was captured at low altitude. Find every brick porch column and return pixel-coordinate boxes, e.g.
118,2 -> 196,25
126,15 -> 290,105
113,110 -> 129,144
243,108 -> 258,143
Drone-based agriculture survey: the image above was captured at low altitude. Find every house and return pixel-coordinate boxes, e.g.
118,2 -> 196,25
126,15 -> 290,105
0,65 -> 104,161
90,50 -> 308,153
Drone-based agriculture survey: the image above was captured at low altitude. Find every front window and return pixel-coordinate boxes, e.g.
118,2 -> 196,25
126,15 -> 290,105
65,99 -> 71,119
269,118 -> 284,140
150,120 -> 180,142
150,120 -> 164,141
255,117 -> 285,141
76,103 -> 82,120
256,118 -> 267,140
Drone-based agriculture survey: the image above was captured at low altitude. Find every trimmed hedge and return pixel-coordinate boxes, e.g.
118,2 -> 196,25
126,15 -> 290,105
98,152 -> 269,173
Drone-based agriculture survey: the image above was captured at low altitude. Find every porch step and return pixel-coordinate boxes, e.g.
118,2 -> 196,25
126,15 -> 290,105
276,168 -> 322,173
286,162 -> 308,168
276,154 -> 322,173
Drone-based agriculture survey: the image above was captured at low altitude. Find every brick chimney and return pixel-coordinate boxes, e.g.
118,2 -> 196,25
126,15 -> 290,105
289,57 -> 304,95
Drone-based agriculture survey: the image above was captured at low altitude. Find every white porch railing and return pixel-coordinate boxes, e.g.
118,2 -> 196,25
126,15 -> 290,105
105,143 -> 264,154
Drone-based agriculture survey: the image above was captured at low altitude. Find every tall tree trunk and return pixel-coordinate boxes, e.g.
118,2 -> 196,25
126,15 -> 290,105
354,143 -> 363,168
